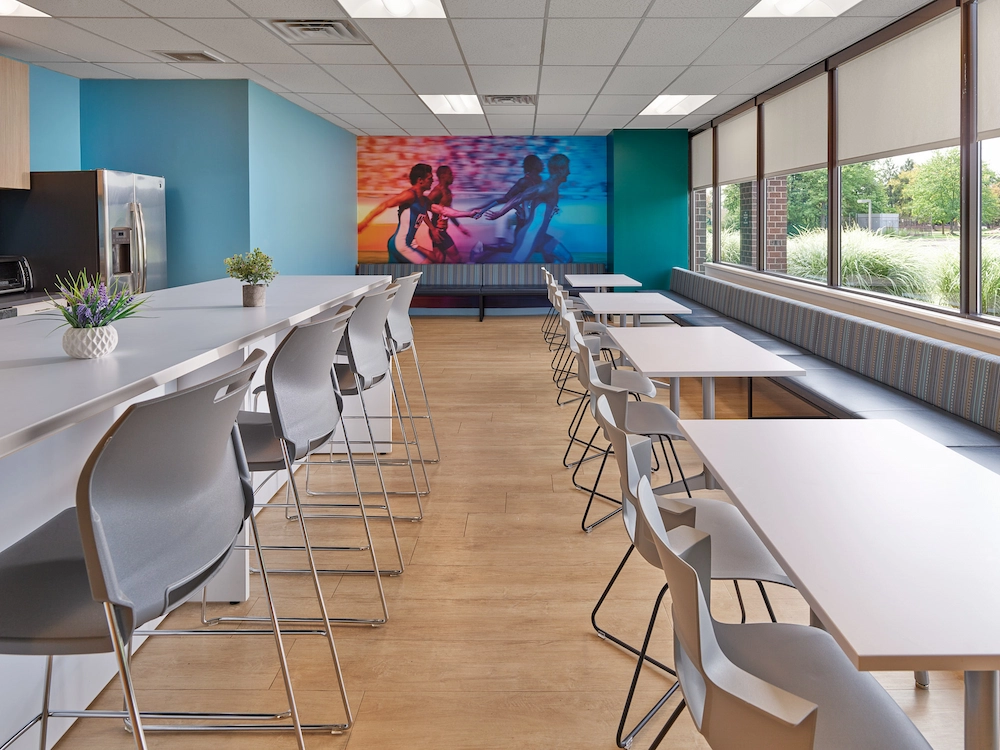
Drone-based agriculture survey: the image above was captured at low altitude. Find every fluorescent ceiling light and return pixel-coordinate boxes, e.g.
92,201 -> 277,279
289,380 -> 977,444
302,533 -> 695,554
639,94 -> 715,116
339,0 -> 445,18
0,0 -> 49,16
744,0 -> 863,17
419,94 -> 483,115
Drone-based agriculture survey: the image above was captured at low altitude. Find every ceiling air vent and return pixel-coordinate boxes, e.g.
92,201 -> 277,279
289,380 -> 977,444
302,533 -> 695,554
157,51 -> 224,63
262,19 -> 370,45
481,94 -> 536,106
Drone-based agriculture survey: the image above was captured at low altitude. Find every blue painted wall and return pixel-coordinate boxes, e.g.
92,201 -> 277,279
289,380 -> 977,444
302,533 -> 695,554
248,83 -> 357,275
80,79 -> 251,288
28,65 -> 81,171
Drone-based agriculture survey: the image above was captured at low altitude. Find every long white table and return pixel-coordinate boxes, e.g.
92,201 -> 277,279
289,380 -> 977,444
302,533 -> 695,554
579,292 -> 691,327
0,275 -> 389,749
678,418 -> 1000,750
563,273 -> 641,292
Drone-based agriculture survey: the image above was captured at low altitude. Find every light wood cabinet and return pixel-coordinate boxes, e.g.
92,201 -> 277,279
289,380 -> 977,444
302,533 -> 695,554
0,57 -> 29,190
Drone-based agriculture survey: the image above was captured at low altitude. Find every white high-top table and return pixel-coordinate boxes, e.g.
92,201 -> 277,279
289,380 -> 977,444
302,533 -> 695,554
579,292 -> 691,327
606,326 -> 804,490
678,418 -> 1000,750
563,273 -> 641,292
0,275 -> 389,749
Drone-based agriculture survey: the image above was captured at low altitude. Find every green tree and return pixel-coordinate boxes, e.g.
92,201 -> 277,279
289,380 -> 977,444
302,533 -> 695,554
721,183 -> 741,232
983,164 -> 1000,227
841,162 -> 889,225
904,148 -> 960,233
880,157 -> 915,216
786,169 -> 827,233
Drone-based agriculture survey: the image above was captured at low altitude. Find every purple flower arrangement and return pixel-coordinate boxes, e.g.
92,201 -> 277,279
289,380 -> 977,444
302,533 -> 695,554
49,271 -> 146,328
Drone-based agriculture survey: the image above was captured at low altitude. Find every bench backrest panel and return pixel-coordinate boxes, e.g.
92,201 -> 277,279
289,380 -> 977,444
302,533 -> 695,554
356,262 -> 607,288
671,268 -> 1000,433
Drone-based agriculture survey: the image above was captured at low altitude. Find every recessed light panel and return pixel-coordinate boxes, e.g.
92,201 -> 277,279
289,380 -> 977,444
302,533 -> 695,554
339,0 -> 446,19
639,94 -> 715,116
0,1 -> 49,17
418,94 -> 483,115
744,0 -> 863,17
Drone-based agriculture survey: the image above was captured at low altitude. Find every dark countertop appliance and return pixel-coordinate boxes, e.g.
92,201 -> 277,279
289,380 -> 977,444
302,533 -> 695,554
0,256 -> 31,296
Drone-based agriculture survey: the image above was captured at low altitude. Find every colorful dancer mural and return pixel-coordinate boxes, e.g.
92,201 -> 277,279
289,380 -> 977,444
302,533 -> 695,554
357,136 -> 607,264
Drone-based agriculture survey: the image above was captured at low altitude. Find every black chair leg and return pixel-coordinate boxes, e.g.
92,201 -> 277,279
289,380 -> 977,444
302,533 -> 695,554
581,443 -> 621,532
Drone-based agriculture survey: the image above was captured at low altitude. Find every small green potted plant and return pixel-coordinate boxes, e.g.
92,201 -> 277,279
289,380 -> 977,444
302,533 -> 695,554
48,272 -> 146,359
225,248 -> 278,307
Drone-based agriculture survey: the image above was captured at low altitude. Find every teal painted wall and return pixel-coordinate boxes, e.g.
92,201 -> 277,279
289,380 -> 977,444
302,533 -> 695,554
28,65 -> 81,171
608,129 -> 689,289
247,83 -> 357,275
80,79 -> 251,288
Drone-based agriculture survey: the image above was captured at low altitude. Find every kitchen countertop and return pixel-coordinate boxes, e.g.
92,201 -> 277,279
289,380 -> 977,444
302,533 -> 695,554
0,275 -> 390,460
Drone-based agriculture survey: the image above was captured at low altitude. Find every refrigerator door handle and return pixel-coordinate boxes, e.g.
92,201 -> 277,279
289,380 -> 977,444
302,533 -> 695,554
136,202 -> 148,294
129,201 -> 147,294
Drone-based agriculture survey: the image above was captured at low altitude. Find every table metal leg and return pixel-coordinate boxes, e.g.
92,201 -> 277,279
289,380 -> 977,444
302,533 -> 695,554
703,377 -> 716,489
965,671 -> 999,750
669,377 -> 680,416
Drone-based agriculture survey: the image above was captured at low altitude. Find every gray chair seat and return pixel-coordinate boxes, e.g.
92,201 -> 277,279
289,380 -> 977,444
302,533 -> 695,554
0,508 -> 110,656
625,400 -> 683,440
237,410 -> 333,468
715,620 -> 932,750
334,361 -> 387,395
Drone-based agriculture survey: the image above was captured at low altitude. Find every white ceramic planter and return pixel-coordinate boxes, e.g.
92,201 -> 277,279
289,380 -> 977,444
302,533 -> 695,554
243,284 -> 265,307
62,325 -> 119,359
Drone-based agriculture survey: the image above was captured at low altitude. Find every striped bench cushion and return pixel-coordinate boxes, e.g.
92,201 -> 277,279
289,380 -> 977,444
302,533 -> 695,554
670,268 -> 1000,434
357,262 -> 607,288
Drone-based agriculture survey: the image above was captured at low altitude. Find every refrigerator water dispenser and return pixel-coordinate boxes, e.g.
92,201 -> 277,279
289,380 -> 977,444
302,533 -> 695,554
111,226 -> 131,275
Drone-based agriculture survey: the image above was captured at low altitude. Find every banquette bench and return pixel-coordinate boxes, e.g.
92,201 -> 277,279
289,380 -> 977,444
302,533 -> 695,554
663,267 -> 1000,472
357,263 -> 607,321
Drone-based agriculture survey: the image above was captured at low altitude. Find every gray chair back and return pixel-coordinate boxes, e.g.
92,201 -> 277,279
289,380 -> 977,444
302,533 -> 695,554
346,284 -> 398,390
76,349 -> 265,635
637,477 -> 818,748
386,272 -> 421,352
267,308 -> 353,461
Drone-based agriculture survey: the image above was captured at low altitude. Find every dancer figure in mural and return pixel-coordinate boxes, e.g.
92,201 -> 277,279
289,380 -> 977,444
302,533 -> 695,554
357,163 -> 477,263
425,165 -> 468,263
480,154 -> 573,264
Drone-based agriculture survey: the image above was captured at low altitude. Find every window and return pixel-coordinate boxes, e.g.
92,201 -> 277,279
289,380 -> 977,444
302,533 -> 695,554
839,149 -> 959,309
692,187 -> 713,272
982,140 -> 1000,315
768,169 -> 828,281
720,182 -> 757,267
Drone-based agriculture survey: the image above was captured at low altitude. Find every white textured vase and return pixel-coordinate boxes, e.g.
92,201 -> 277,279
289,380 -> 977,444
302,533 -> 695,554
62,325 -> 119,359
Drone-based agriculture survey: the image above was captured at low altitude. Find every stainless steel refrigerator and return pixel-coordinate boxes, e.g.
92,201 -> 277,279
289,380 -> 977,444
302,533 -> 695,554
0,170 -> 167,294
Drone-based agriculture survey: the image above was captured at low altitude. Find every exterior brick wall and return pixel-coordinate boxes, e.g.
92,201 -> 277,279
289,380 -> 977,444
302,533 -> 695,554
766,176 -> 788,274
693,189 -> 708,273
739,181 -> 757,267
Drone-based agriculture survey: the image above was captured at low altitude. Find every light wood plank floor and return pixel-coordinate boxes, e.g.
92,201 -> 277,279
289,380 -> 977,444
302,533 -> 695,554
58,315 -> 964,749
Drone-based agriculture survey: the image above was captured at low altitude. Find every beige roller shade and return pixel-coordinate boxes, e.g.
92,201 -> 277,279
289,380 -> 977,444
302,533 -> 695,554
717,108 -> 757,185
763,75 -> 828,177
980,0 -> 1000,140
838,10 -> 959,164
691,129 -> 713,189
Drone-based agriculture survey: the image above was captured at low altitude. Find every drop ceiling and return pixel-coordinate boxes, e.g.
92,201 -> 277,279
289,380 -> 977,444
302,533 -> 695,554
0,0 -> 931,136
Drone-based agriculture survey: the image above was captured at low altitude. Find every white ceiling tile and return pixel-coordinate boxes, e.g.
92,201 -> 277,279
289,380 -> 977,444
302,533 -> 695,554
601,66 -> 685,95
446,128 -> 493,135
625,114 -> 684,128
576,128 -> 612,135
486,113 -> 535,127
664,65 -> 758,94
0,19 -> 156,62
279,91 -> 326,112
581,114 -> 630,129
406,127 -> 450,134
543,18 -> 640,65
162,19 -> 307,63
171,62 -> 285,88
724,63 -> 805,94
694,18 -> 829,65
389,113 -> 444,129
320,113 -> 353,128
247,63 -> 348,92
648,0 -> 757,16
21,0 -> 145,16
620,18 -> 732,65
364,128 -> 409,134
469,65 -> 538,94
339,112 -> 399,128
301,92 -> 378,112
0,30 -> 79,62
590,94 -> 653,115
295,44 -> 388,64
360,94 -> 430,113
67,18 -> 215,56
539,65 -> 611,94
99,62 -> 197,78
441,0 -> 545,17
436,113 -> 489,127
843,0 -> 927,16
230,0 -> 348,17
452,18 -> 543,66
689,93 -> 749,115
482,103 -> 534,114
534,128 -> 577,135
397,65 -> 474,94
536,94 -> 595,114
534,113 -> 584,128
127,0 -> 244,16
491,128 -> 535,135
354,20 -> 462,64
768,16 -> 894,65
672,113 -> 714,129
548,0 -> 650,16
321,64 -> 410,93
35,61 -> 129,77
